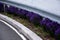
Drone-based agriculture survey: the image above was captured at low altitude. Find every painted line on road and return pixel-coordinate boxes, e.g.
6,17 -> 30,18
0,20 -> 27,40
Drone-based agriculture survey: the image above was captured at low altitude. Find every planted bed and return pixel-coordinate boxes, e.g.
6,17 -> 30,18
0,2 -> 60,40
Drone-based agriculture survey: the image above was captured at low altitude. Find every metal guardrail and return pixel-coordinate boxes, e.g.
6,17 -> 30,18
0,0 -> 60,24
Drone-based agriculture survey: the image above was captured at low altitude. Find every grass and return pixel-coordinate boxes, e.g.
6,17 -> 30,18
0,12 -> 55,40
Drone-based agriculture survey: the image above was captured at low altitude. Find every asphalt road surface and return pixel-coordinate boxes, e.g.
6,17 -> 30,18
0,21 -> 23,40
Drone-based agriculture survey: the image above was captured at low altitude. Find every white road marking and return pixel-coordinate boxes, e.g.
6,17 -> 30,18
0,20 -> 27,40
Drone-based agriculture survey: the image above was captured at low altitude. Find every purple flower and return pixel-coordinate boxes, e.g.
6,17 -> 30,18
40,18 -> 60,36
29,13 -> 42,24
55,28 -> 60,39
40,18 -> 56,31
40,18 -> 52,26
8,6 -> 18,13
52,22 -> 60,31
26,12 -> 34,19
0,2 -> 4,12
17,9 -> 28,16
26,12 -> 43,24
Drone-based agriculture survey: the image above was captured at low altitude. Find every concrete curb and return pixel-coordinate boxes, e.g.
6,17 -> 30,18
0,14 -> 42,40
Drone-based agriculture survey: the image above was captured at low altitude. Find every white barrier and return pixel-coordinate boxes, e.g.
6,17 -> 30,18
0,14 -> 42,40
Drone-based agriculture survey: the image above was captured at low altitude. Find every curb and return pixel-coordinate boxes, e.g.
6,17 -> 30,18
0,14 -> 42,40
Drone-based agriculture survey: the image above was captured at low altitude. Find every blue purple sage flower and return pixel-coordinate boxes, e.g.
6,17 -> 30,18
0,2 -> 4,12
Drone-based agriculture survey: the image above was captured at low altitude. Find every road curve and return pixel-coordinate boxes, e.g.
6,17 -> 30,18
0,14 -> 42,40
0,20 -> 23,40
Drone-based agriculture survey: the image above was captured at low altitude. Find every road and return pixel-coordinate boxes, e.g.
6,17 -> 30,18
0,20 -> 23,40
